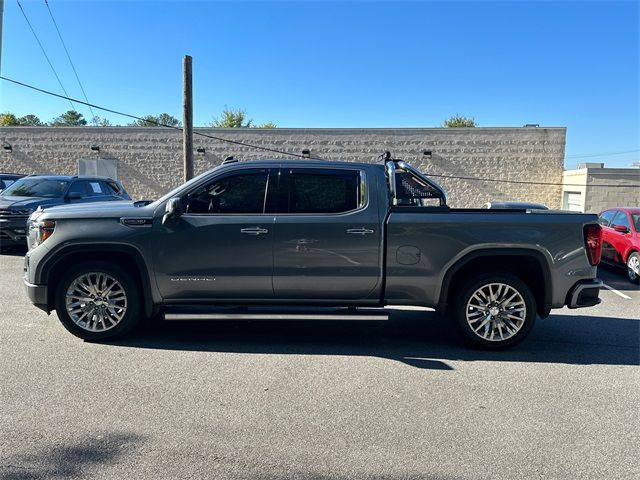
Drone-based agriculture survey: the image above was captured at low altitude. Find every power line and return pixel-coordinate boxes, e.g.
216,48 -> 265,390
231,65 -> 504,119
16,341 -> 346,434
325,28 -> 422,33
420,172 -> 633,189
15,0 -> 75,111
565,149 -> 639,159
0,75 -> 308,158
0,75 -> 637,189
43,0 -> 95,118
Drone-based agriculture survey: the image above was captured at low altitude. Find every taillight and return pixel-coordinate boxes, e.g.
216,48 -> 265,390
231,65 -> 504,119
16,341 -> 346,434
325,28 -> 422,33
584,224 -> 603,266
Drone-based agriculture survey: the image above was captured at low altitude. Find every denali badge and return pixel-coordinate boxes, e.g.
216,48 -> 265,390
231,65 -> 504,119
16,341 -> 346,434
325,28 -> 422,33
170,277 -> 216,282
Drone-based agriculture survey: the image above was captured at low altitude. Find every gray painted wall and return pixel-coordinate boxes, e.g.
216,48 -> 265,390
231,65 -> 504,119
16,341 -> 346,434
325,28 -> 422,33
0,126 -> 566,208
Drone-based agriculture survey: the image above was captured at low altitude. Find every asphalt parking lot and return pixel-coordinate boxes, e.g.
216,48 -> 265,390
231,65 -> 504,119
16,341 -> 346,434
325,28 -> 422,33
0,249 -> 638,480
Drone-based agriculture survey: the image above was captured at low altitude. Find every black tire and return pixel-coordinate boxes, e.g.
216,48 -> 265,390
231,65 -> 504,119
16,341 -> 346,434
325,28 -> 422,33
452,272 -> 537,349
54,261 -> 142,341
626,252 -> 640,284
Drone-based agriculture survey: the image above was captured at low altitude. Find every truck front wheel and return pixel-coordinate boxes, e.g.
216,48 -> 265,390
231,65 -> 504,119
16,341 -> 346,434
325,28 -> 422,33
54,262 -> 142,341
452,273 -> 536,349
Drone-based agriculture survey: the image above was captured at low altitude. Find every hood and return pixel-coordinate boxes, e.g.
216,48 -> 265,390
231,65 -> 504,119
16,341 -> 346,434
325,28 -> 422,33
33,200 -> 156,220
0,196 -> 64,211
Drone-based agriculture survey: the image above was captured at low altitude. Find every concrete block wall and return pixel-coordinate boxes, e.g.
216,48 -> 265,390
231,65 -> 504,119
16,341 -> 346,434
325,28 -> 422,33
583,168 -> 640,213
0,127 -> 566,208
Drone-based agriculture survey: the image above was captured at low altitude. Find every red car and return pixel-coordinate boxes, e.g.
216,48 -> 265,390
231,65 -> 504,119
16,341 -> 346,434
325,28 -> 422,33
598,207 -> 640,283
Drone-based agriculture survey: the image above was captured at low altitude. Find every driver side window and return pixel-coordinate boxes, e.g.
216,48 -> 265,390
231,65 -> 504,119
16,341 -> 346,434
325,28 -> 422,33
185,171 -> 269,214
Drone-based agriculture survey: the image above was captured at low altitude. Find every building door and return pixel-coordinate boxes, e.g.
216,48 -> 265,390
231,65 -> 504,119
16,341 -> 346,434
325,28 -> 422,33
563,191 -> 582,211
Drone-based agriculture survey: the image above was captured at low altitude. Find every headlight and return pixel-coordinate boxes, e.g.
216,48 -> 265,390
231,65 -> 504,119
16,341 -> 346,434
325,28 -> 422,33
29,219 -> 56,247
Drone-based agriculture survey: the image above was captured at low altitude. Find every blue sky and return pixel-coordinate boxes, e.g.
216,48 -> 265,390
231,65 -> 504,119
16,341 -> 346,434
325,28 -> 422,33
1,0 -> 638,168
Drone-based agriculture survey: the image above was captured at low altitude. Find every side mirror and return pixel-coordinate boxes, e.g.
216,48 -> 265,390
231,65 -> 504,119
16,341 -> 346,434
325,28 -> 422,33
162,197 -> 182,226
613,225 -> 629,234
66,192 -> 82,201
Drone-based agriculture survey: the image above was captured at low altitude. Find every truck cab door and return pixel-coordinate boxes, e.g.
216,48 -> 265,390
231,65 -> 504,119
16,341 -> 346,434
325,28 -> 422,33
272,167 -> 382,302
153,168 -> 275,301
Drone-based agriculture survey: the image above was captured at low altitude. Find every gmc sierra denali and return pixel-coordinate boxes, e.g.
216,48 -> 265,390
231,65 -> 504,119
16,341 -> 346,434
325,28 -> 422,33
23,158 -> 604,348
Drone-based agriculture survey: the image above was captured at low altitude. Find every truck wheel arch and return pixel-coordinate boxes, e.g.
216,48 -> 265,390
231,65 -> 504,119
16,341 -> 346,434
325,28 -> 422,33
39,244 -> 155,318
437,248 -> 552,318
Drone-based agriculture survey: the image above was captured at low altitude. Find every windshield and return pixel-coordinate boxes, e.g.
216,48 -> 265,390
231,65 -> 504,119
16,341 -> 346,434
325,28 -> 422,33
1,178 -> 69,198
632,214 -> 640,232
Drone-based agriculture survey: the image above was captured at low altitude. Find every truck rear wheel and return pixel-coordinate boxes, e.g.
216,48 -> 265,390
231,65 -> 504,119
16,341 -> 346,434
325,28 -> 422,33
452,273 -> 536,349
54,262 -> 142,341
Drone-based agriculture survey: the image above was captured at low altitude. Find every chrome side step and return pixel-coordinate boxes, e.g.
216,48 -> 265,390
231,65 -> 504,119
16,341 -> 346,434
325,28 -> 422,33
163,308 -> 389,321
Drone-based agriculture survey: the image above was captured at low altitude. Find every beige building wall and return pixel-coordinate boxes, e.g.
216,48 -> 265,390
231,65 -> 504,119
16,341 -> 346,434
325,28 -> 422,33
562,167 -> 640,213
0,127 -> 566,208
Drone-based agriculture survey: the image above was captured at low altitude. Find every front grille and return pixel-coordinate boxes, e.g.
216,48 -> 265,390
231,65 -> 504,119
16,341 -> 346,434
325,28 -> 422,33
0,209 -> 30,217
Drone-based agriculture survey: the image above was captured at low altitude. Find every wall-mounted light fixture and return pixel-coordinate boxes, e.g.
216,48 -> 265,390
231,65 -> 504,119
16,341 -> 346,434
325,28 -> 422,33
2,142 -> 12,153
90,144 -> 100,152
302,149 -> 311,158
423,150 -> 432,159
196,147 -> 206,154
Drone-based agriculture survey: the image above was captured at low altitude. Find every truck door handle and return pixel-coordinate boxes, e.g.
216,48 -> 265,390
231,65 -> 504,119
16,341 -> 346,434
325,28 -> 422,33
346,228 -> 374,235
240,227 -> 269,235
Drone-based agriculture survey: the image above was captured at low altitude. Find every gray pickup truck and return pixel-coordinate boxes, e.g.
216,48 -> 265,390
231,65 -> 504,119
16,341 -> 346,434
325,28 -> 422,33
23,158 -> 604,348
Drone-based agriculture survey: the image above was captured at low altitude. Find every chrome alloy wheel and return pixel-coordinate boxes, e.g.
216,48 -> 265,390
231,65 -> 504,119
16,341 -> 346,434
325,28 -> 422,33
465,282 -> 526,342
65,272 -> 128,332
627,254 -> 639,282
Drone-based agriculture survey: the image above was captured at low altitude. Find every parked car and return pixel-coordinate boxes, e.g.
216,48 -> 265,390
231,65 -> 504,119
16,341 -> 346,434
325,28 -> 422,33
23,158 -> 603,349
597,207 -> 640,283
0,175 -> 130,248
482,201 -> 549,210
0,173 -> 25,192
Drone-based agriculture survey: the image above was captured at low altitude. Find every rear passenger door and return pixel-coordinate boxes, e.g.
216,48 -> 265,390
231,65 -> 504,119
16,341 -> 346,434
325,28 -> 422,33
272,167 -> 381,301
599,209 -> 619,262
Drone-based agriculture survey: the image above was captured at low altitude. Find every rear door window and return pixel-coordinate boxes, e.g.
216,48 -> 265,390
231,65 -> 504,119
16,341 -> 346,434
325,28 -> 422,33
87,181 -> 107,197
285,169 -> 362,214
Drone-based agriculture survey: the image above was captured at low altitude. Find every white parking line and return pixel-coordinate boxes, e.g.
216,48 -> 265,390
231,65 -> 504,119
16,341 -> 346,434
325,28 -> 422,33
603,283 -> 632,300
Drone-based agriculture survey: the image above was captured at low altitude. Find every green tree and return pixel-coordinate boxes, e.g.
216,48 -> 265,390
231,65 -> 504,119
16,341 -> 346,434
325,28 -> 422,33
17,114 -> 43,126
129,113 -> 181,127
443,114 -> 477,128
90,115 -> 112,127
0,112 -> 20,126
50,110 -> 87,126
210,107 -> 276,128
211,108 -> 253,128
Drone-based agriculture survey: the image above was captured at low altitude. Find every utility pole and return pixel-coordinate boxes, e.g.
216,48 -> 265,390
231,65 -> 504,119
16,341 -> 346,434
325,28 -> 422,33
183,55 -> 193,182
0,0 -> 4,76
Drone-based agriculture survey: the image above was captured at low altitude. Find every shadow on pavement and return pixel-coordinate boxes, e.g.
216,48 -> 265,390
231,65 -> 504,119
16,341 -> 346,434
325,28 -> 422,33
598,264 -> 640,292
0,432 -> 144,480
0,245 -> 28,257
109,309 -> 640,370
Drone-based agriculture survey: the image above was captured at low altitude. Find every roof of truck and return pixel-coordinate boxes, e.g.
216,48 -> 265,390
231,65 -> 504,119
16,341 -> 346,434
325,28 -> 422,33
218,159 -> 385,169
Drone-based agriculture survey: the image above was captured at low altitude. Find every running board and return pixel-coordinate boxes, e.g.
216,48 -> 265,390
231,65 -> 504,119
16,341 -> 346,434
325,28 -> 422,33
163,307 -> 389,321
